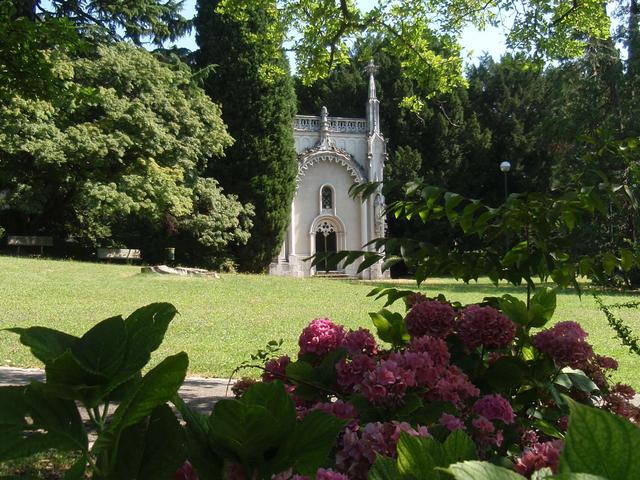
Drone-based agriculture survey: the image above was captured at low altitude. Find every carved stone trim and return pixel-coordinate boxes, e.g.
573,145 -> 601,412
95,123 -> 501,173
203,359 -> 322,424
297,149 -> 365,187
294,115 -> 368,134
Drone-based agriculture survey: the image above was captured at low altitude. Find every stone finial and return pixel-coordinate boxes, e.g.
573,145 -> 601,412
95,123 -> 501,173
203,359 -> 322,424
365,60 -> 380,134
365,60 -> 378,100
365,59 -> 378,77
321,105 -> 328,121
318,106 -> 335,150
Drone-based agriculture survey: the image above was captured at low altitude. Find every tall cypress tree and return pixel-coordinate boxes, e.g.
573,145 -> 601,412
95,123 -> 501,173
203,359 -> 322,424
195,0 -> 297,272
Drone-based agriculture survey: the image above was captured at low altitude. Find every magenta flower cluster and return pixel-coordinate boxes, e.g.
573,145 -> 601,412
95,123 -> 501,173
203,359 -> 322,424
298,318 -> 346,356
515,440 -> 563,477
473,394 -> 515,424
457,305 -> 516,350
343,328 -> 378,356
532,321 -> 594,368
404,300 -> 456,338
337,335 -> 478,408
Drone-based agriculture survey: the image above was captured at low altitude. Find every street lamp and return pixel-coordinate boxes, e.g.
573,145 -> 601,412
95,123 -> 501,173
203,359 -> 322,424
500,161 -> 511,203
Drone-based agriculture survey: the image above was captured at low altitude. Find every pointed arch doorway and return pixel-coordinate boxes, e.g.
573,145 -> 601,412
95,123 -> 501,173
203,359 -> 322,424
315,222 -> 337,272
310,216 -> 345,274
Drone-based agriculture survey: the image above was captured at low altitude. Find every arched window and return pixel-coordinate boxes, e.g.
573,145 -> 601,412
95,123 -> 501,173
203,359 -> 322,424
321,185 -> 333,210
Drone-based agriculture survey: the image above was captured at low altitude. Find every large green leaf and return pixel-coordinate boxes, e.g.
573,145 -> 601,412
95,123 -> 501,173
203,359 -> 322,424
0,384 -> 87,462
559,398 -> 640,479
369,456 -> 402,480
70,316 -> 127,378
118,303 -> 178,379
445,461 -> 526,479
498,295 -> 529,326
273,411 -> 346,475
207,400 -> 282,465
442,430 -> 477,464
6,326 -> 77,364
92,352 -> 188,454
173,395 -> 224,480
369,309 -> 409,346
111,404 -> 186,480
239,381 -> 296,431
44,350 -> 108,406
528,288 -> 557,328
397,433 -> 442,478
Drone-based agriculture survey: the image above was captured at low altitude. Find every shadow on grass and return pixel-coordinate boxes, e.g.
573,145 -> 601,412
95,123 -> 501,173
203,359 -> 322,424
348,278 -> 639,300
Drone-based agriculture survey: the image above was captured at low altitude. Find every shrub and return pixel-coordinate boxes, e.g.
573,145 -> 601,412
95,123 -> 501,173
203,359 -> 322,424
233,289 -> 639,479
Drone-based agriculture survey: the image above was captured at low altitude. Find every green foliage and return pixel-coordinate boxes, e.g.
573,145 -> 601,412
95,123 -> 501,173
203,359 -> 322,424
177,380 -> 346,478
0,303 -> 188,479
593,296 -> 640,356
196,0 -> 297,272
0,43 -> 252,265
560,398 -> 640,479
8,0 -> 190,46
222,0 -> 610,103
326,178 -> 637,292
369,430 -> 477,479
369,309 -> 410,348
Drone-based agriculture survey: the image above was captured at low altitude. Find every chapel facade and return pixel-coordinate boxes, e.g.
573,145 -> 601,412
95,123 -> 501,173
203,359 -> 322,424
269,61 -> 389,279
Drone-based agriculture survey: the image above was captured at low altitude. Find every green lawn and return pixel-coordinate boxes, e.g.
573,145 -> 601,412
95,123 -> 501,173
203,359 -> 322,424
1,256 -> 638,389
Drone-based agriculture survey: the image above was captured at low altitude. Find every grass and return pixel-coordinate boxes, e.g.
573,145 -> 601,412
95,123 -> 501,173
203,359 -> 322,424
0,256 -> 639,389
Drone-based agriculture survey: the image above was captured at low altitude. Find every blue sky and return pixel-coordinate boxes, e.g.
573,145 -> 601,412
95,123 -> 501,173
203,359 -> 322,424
165,0 -> 509,66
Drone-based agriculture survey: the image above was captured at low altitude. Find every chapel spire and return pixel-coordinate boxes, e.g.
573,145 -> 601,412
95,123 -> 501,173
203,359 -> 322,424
365,59 -> 380,135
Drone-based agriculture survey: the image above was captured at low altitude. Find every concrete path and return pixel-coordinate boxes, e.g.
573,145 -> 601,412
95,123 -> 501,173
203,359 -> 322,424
0,366 -> 233,415
2,366 -> 639,410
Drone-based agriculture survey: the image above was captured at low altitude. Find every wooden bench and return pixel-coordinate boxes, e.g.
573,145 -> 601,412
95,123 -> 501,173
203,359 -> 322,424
96,248 -> 142,261
7,235 -> 53,255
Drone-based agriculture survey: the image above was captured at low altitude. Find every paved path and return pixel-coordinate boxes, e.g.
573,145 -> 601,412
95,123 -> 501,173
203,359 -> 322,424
0,366 -> 233,415
2,366 -> 639,410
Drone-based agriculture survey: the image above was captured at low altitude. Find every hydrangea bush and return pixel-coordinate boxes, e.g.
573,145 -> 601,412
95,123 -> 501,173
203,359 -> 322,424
228,290 -> 639,480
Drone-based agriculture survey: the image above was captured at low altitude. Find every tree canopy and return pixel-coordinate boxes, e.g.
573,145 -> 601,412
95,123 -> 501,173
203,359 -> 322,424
0,43 -> 253,264
220,0 -> 611,104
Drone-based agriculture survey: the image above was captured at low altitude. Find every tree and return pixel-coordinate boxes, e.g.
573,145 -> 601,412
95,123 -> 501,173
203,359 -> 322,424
0,43 -> 253,266
195,0 -> 297,272
7,0 -> 189,45
220,0 -> 611,103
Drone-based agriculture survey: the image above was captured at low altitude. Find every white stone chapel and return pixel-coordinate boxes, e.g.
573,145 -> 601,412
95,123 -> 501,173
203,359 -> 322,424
269,61 -> 389,279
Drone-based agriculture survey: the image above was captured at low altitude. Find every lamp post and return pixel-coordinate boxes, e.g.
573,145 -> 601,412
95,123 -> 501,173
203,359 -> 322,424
500,161 -> 511,203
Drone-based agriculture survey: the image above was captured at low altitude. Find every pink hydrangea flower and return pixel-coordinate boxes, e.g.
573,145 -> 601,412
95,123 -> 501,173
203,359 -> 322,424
336,354 -> 376,393
336,421 -> 429,479
262,355 -> 291,382
596,355 -> 618,370
175,461 -> 199,480
309,400 -> 358,421
343,328 -> 378,356
440,413 -> 466,431
405,292 -> 428,308
407,335 -> 451,367
532,321 -> 594,368
316,468 -> 350,480
299,318 -> 346,356
520,429 -> 539,446
514,440 -> 563,477
456,305 -> 516,350
472,415 -> 504,448
473,394 -> 515,424
358,359 -> 416,405
427,366 -> 480,408
404,300 -> 456,338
